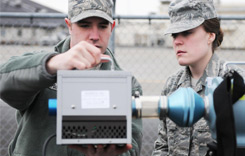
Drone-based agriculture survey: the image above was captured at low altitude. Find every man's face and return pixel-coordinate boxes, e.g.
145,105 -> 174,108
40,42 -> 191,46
66,17 -> 113,54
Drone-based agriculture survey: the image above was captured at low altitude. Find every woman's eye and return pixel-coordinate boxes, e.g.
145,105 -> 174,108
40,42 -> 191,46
171,31 -> 192,39
182,31 -> 192,36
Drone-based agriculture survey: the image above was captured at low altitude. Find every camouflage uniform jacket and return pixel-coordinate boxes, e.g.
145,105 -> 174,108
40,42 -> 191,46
152,54 -> 245,156
0,37 -> 143,156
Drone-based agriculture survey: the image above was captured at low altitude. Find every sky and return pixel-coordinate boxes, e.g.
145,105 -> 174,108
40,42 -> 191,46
31,0 -> 245,15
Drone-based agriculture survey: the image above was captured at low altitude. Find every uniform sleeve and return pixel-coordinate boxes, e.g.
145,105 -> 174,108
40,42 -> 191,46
152,77 -> 174,156
0,51 -> 57,111
152,120 -> 169,156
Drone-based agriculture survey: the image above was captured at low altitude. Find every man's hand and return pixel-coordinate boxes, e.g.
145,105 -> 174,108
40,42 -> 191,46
69,144 -> 132,156
46,41 -> 107,75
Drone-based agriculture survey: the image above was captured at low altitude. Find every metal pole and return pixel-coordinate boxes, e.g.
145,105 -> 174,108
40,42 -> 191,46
109,0 -> 116,53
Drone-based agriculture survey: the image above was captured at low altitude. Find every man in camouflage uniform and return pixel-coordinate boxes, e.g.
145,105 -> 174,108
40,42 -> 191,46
0,0 -> 143,156
152,0 -> 245,156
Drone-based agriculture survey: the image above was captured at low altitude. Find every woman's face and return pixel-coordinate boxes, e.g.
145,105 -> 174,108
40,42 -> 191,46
172,25 -> 215,67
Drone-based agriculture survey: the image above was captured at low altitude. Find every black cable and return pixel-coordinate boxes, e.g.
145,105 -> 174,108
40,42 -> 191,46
42,133 -> 56,156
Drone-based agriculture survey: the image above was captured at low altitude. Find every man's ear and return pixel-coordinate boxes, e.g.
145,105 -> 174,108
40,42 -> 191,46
65,18 -> 72,34
111,21 -> 116,31
208,32 -> 216,44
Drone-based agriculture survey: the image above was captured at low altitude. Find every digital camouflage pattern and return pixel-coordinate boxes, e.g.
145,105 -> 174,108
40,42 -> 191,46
0,37 -> 143,156
164,0 -> 217,35
68,0 -> 113,23
152,54 -> 245,156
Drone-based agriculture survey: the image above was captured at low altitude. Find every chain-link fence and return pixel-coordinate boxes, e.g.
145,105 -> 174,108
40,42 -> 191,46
1,13 -> 245,156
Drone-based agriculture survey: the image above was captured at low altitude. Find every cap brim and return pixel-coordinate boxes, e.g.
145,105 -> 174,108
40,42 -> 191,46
164,18 -> 205,35
71,10 -> 113,23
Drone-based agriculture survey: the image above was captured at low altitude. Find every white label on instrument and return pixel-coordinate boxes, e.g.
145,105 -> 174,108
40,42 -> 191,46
81,90 -> 110,109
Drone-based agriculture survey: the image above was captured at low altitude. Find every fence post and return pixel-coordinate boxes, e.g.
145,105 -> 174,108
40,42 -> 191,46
109,0 -> 116,53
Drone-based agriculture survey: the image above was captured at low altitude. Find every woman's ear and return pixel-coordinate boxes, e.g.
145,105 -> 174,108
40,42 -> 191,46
208,32 -> 216,44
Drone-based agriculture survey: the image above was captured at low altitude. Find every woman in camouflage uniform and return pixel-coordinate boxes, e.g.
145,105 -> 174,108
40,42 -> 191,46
152,0 -> 244,156
0,0 -> 143,156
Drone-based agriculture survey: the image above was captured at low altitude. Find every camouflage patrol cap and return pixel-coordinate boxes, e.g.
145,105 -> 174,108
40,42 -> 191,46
164,0 -> 217,35
68,0 -> 113,23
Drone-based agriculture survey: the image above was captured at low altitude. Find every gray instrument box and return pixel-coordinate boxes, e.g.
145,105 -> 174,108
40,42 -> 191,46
56,70 -> 132,145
